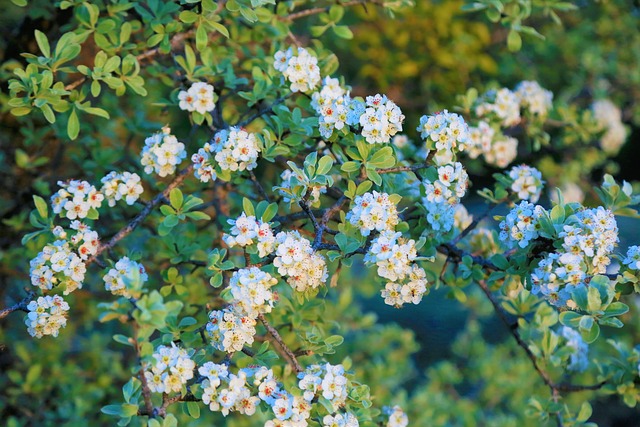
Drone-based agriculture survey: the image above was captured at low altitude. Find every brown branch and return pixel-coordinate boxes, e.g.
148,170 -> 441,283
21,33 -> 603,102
86,164 -> 194,266
132,322 -> 155,417
376,162 -> 430,175
0,290 -> 35,320
282,0 -> 384,21
257,313 -> 302,373
249,170 -> 271,202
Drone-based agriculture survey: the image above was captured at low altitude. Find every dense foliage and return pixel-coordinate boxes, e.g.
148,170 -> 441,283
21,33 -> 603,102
1,1 -> 639,426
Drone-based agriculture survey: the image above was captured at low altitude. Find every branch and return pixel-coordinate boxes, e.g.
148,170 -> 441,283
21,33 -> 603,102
0,290 -> 35,320
282,0 -> 384,21
86,164 -> 194,267
376,162 -> 430,175
257,313 -> 303,373
249,170 -> 271,202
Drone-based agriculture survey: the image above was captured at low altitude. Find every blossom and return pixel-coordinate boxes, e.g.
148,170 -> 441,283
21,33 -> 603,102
359,94 -> 405,144
346,191 -> 399,236
206,305 -> 257,353
417,110 -> 469,154
222,213 -> 276,258
100,171 -> 144,207
483,136 -> 518,168
515,81 -> 553,116
141,127 -> 186,177
623,245 -> 640,270
178,82 -> 216,114
51,180 -> 101,220
144,343 -> 195,394
561,326 -> 589,372
298,363 -> 348,407
323,412 -> 360,427
103,256 -> 147,298
476,88 -> 521,127
193,128 -> 261,179
385,406 -> 409,427
273,231 -> 328,292
229,267 -> 278,318
499,201 -> 546,248
278,169 -> 326,206
423,162 -> 468,204
592,99 -> 627,153
275,47 -> 321,93
25,295 -> 70,338
508,165 -> 544,203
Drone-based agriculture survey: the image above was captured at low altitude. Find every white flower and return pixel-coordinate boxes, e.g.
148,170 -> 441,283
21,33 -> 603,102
273,231 -> 328,292
229,267 -> 278,317
275,47 -> 321,93
100,171 -> 144,207
144,343 -> 195,394
417,110 -> 469,155
385,406 -> 408,427
206,306 -> 257,353
358,94 -> 405,144
103,256 -> 147,298
476,88 -> 521,127
423,162 -> 468,205
592,99 -> 627,153
25,294 -> 70,338
51,180 -> 100,219
623,245 -> 640,270
178,81 -> 216,114
508,165 -> 544,203
561,326 -> 589,372
140,127 -> 187,177
346,191 -> 400,236
515,81 -> 553,116
499,201 -> 546,248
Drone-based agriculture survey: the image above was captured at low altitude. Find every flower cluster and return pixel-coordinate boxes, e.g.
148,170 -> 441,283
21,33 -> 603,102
422,200 -> 455,234
100,171 -> 144,207
423,162 -> 468,205
144,344 -> 195,393
561,326 -> 588,372
359,94 -> 404,144
311,77 -> 362,139
592,99 -> 627,153
475,88 -> 521,127
531,207 -> 618,307
346,191 -> 400,236
323,412 -> 360,427
279,169 -> 327,207
623,245 -> 640,270
178,82 -> 216,114
365,231 -> 428,307
508,165 -> 544,203
417,110 -> 469,158
229,267 -> 278,318
499,201 -> 545,248
222,213 -> 276,258
206,305 -> 257,353
298,363 -> 348,408
274,47 -> 321,93
30,230 -> 96,294
140,127 -> 187,177
465,121 -> 518,168
25,295 -> 70,338
193,127 -> 261,177
102,256 -> 148,298
515,81 -> 553,116
385,406 -> 409,427
273,231 -> 328,292
51,180 -> 103,220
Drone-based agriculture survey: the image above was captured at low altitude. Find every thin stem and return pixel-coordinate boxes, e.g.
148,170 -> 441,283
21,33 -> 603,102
249,170 -> 271,202
282,0 -> 383,21
257,313 -> 303,373
0,290 -> 35,320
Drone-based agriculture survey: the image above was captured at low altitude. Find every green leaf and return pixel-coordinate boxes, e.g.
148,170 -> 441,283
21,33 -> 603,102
341,161 -> 360,173
170,188 -> 183,209
186,401 -> 200,418
196,24 -> 208,52
34,30 -> 50,57
33,195 -> 48,219
67,109 -> 80,140
316,155 -> 334,176
507,29 -> 522,52
262,203 -> 278,222
332,26 -> 353,39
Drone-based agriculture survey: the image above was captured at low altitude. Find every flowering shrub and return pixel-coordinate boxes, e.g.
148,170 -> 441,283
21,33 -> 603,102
1,1 -> 640,426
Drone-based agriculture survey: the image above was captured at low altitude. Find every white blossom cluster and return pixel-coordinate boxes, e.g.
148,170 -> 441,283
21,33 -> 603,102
201,364 -> 264,418
365,231 -> 428,307
623,245 -> 640,270
206,305 -> 257,353
102,256 -> 148,298
140,127 -> 187,177
347,191 -> 400,236
417,110 -> 469,156
273,231 -> 328,292
508,165 -> 544,203
499,201 -> 546,248
465,121 -> 518,168
515,81 -> 553,116
279,169 -> 327,206
144,344 -> 195,393
358,94 -> 405,144
274,47 -> 321,93
30,223 -> 99,294
531,207 -> 619,307
298,363 -> 348,408
100,171 -> 144,207
229,267 -> 278,318
475,88 -> 521,127
178,81 -> 216,114
454,204 -> 473,232
385,405 -> 409,427
423,162 -> 468,205
222,213 -> 276,258
311,77 -> 363,139
592,99 -> 627,153
51,179 -> 103,220
323,412 -> 360,427
561,326 -> 589,372
25,294 -> 70,338
193,128 -> 261,178
422,200 -> 455,234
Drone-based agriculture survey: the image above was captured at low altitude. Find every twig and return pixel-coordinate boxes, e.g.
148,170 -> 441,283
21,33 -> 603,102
249,170 -> 271,202
257,313 -> 302,373
0,290 -> 36,320
132,322 -> 155,417
86,165 -> 194,267
282,0 -> 383,21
